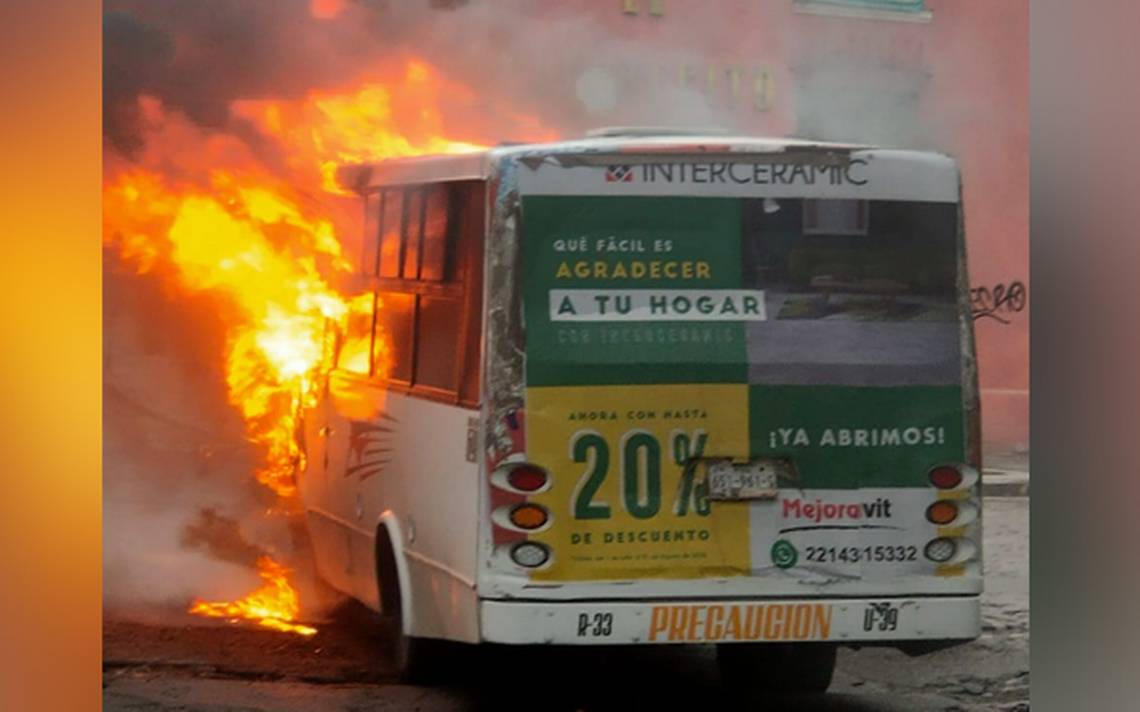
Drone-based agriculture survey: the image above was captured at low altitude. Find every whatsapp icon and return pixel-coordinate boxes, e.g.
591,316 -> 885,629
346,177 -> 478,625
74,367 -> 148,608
771,539 -> 798,569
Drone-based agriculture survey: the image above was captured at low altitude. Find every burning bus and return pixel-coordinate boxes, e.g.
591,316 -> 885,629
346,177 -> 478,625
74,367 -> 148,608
297,128 -> 982,689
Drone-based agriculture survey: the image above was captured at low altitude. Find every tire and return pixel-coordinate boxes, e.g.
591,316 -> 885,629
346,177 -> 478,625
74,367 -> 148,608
376,526 -> 436,683
716,642 -> 837,694
381,612 -> 435,684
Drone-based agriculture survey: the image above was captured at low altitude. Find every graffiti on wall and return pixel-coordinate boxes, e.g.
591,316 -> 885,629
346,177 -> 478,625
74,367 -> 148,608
970,281 -> 1027,325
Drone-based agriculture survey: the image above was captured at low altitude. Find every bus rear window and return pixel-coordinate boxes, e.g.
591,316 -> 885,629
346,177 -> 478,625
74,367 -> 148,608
743,198 -> 958,319
521,194 -> 960,388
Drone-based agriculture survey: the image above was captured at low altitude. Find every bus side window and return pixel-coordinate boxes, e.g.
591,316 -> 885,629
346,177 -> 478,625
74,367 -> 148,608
414,296 -> 461,392
337,295 -> 374,375
402,188 -> 425,279
455,181 -> 484,406
362,192 -> 382,275
419,185 -> 449,282
378,189 -> 404,279
373,291 -> 415,383
366,180 -> 484,405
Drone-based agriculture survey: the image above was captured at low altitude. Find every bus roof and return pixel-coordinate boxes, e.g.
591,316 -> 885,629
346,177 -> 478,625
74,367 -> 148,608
335,130 -> 955,194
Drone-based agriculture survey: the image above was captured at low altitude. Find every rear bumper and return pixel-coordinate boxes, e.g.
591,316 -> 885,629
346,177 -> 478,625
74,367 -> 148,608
480,595 -> 980,645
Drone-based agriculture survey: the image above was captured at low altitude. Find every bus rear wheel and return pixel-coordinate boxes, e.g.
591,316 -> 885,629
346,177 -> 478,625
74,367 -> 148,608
379,611 -> 434,684
376,527 -> 435,683
716,642 -> 837,694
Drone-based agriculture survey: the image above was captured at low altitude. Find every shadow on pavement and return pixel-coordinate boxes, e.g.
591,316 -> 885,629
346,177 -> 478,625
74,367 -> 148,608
391,638 -> 912,712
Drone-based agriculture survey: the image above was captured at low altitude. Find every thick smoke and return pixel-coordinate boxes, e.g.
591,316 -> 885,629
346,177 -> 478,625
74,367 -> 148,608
103,0 -> 740,155
784,17 -> 940,149
104,1 -> 973,155
102,253 -> 296,615
104,1 -> 380,153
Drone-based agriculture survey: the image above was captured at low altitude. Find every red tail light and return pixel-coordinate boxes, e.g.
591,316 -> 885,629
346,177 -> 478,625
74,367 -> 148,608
507,464 -> 548,492
928,464 -> 963,489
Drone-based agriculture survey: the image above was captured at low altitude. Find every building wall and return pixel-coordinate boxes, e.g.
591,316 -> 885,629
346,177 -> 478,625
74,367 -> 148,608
786,1 -> 1028,453
494,0 -> 1027,452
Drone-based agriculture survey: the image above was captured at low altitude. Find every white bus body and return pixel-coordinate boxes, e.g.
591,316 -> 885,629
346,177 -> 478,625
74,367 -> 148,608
299,132 -> 982,686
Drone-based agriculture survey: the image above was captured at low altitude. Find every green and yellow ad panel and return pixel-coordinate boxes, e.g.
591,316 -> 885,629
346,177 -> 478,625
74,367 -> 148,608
518,170 -> 965,583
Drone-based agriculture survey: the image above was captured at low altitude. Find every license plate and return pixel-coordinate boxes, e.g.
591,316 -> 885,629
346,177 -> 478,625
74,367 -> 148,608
706,459 -> 783,500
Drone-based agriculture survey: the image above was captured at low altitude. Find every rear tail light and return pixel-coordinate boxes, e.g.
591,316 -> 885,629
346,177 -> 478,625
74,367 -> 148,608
928,464 -> 964,489
924,537 -> 957,563
507,464 -> 549,493
926,500 -> 959,525
509,503 -> 549,530
510,542 -> 550,568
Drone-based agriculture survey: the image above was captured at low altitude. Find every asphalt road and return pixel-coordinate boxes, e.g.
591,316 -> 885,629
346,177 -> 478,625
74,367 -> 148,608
103,498 -> 1028,712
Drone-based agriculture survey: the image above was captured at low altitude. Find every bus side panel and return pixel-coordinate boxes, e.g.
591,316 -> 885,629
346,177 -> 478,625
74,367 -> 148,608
300,177 -> 488,643
299,386 -> 359,598
345,387 -> 480,642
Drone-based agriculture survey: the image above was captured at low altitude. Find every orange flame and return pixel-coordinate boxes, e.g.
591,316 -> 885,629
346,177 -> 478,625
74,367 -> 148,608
233,60 -> 496,194
104,57 -> 554,635
106,169 -> 357,500
189,556 -> 317,636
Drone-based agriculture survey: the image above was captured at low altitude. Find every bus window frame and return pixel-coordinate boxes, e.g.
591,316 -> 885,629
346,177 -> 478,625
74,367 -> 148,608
346,180 -> 485,409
